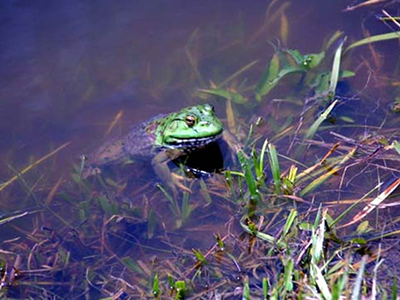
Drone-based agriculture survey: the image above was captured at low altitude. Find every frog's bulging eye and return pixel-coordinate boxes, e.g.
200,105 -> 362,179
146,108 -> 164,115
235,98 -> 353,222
185,115 -> 196,127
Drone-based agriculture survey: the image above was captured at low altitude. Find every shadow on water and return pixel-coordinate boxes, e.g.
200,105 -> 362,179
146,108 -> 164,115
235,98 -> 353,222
1,0 -> 400,298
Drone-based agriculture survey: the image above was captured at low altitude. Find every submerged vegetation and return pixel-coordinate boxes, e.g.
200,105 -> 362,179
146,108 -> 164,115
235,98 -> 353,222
1,1 -> 400,299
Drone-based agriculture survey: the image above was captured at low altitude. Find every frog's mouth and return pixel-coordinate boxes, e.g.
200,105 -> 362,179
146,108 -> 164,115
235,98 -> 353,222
166,132 -> 222,150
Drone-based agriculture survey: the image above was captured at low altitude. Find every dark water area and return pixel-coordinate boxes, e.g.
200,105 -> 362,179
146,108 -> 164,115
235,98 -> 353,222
1,0 -> 400,298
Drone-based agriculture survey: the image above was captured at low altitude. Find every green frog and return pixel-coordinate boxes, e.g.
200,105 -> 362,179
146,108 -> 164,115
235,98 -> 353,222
83,104 -> 234,194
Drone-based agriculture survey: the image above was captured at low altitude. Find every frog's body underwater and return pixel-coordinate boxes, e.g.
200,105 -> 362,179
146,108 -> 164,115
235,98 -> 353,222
83,104 -> 232,194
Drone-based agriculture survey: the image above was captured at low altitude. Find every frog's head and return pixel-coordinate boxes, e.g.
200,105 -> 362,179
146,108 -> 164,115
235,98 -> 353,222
157,104 -> 223,150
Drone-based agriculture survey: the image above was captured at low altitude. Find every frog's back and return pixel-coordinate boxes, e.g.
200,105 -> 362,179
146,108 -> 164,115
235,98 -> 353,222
123,114 -> 165,157
85,114 -> 164,168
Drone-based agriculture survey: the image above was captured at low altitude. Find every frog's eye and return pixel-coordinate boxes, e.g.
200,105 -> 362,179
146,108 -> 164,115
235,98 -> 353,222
185,115 -> 196,127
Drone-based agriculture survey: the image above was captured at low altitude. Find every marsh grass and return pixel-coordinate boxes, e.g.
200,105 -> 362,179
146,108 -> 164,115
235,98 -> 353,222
1,2 -> 400,299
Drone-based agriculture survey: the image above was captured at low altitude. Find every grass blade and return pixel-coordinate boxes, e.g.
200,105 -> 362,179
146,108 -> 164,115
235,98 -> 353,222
392,140 -> 400,155
393,277 -> 398,300
304,100 -> 338,140
351,256 -> 367,300
255,65 -> 301,101
175,281 -> 186,300
313,264 -> 332,300
218,60 -> 259,88
0,142 -> 70,193
324,30 -> 344,51
152,273 -> 160,299
263,278 -> 269,299
121,257 -> 144,274
267,143 -> 281,194
104,110 -> 123,137
243,276 -> 250,300
0,211 -> 29,226
312,208 -> 327,264
226,98 -> 236,134
240,216 -> 277,245
345,31 -> 400,53
329,39 -> 346,98
331,182 -> 381,228
254,53 -> 279,100
341,178 -> 400,228
280,12 -> 289,45
281,209 -> 297,239
283,258 -> 294,292
300,147 -> 356,196
237,149 -> 261,205
199,88 -> 246,104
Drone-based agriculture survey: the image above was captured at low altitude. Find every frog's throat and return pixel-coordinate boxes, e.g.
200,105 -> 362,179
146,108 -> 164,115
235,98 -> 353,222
164,132 -> 222,150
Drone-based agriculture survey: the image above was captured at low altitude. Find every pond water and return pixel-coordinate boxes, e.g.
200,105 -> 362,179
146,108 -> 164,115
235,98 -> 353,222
1,0 -> 399,298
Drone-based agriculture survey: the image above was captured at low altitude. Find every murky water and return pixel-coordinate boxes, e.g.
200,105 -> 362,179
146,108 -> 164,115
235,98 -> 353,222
1,0 -> 399,298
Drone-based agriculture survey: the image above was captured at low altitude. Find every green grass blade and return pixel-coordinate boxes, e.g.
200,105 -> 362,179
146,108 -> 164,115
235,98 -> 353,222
312,209 -> 327,264
157,184 -> 181,221
157,184 -> 175,207
237,149 -> 261,205
243,276 -> 250,300
258,138 -> 269,181
97,195 -> 117,216
267,143 -> 281,194
313,204 -> 322,230
152,273 -> 160,299
281,209 -> 297,239
330,182 -> 381,227
199,179 -> 212,206
168,274 -> 174,292
304,99 -> 338,141
392,276 -> 398,300
255,53 -> 280,100
345,31 -> 400,53
313,264 -> 332,300
263,278 -> 269,300
300,147 -> 355,196
392,140 -> 400,156
175,281 -> 186,300
329,39 -> 345,97
283,258 -> 294,292
333,268 -> 349,300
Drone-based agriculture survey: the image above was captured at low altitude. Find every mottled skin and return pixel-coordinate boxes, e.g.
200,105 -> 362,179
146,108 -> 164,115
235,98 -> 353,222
84,104 -> 227,193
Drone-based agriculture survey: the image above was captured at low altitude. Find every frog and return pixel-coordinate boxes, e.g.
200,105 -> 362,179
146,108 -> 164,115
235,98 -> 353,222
83,104 -> 236,194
